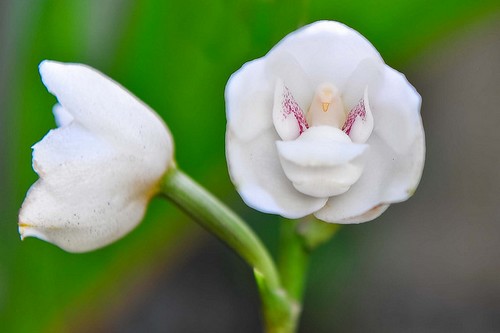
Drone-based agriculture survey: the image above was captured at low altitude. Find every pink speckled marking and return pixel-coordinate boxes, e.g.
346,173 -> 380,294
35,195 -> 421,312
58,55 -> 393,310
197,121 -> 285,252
342,98 -> 366,135
282,86 -> 309,134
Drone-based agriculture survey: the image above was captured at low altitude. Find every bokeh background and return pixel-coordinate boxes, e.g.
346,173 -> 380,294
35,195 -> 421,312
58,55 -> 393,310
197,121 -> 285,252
1,1 -> 499,332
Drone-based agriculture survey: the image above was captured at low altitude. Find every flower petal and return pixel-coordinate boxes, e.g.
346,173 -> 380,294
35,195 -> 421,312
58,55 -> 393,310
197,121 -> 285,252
39,60 -> 172,171
266,50 -> 314,110
272,79 -> 308,141
226,128 -> 327,218
320,203 -> 390,224
268,21 -> 383,90
341,57 -> 383,110
342,88 -> 374,144
225,58 -> 274,142
371,66 -> 423,156
19,124 -> 154,252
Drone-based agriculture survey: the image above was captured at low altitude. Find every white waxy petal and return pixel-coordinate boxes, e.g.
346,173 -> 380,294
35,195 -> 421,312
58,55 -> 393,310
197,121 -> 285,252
371,66 -> 423,156
266,50 -> 313,111
276,126 -> 366,198
19,61 -> 173,252
226,58 -> 275,142
268,21 -> 383,90
39,61 -> 171,164
342,88 -> 374,144
20,123 -> 152,252
272,79 -> 308,141
316,202 -> 390,224
341,57 -> 383,111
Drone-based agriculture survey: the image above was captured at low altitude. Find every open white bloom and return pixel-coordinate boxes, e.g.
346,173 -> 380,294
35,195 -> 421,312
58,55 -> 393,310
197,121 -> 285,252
225,21 -> 425,223
19,61 -> 173,252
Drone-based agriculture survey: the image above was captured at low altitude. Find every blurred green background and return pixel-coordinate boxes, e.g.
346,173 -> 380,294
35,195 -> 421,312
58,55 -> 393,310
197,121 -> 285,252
1,0 -> 499,332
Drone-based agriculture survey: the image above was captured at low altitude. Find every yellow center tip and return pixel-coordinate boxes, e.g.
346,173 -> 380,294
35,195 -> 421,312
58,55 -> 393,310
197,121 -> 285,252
321,102 -> 330,112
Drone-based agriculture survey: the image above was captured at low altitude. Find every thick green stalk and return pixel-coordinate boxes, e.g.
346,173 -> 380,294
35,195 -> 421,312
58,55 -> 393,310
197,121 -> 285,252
278,220 -> 310,303
278,217 -> 342,331
277,219 -> 309,332
159,166 -> 294,332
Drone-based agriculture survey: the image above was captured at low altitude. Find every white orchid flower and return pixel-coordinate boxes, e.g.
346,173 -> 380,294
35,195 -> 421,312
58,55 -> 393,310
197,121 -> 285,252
18,61 -> 173,252
225,21 -> 425,223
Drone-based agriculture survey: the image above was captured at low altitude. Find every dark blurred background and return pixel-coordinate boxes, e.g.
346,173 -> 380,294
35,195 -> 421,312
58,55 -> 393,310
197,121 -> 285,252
0,1 -> 499,332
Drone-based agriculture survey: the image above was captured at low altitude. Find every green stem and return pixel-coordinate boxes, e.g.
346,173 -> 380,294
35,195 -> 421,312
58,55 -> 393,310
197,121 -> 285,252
277,219 -> 310,332
278,219 -> 310,303
277,217 -> 342,331
159,166 -> 294,332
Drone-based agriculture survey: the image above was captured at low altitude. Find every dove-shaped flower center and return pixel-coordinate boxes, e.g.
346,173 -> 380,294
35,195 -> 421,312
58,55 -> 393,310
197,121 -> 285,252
272,79 -> 373,198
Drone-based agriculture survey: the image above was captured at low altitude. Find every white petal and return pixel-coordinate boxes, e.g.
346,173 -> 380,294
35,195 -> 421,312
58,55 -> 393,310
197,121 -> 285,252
272,79 -> 308,141
20,123 -> 155,252
266,50 -> 313,110
225,58 -> 275,142
226,128 -> 327,218
343,88 -> 374,144
268,21 -> 383,90
341,57 -> 383,110
371,65 -> 424,156
19,61 -> 173,252
39,60 -> 172,170
344,204 -> 389,224
276,127 -> 366,198
318,203 -> 390,224
371,66 -> 425,200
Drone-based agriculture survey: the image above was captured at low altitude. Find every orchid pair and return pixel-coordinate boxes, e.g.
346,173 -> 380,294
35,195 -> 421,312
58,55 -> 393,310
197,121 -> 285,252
18,21 -> 425,332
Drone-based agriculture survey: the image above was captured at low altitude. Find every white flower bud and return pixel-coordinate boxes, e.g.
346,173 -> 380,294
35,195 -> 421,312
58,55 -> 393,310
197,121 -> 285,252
19,61 -> 174,252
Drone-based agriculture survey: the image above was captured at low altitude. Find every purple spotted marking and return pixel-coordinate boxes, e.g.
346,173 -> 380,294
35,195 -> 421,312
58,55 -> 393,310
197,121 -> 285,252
342,98 -> 366,135
282,86 -> 309,134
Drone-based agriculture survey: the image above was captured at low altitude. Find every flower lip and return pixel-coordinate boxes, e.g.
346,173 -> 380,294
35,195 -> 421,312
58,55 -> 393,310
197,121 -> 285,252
276,126 -> 366,198
276,126 -> 367,167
